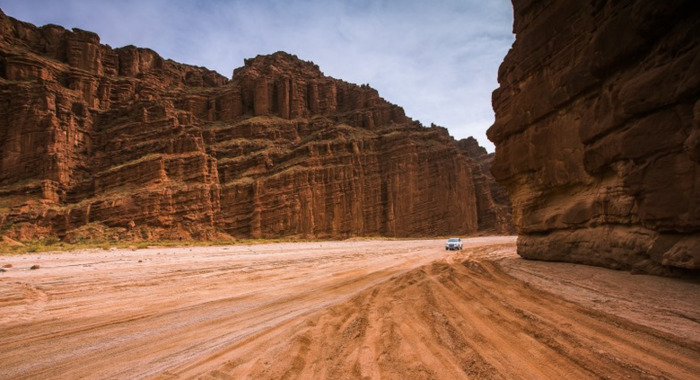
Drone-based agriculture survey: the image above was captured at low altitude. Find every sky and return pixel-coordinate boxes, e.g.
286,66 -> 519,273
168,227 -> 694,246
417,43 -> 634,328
1,0 -> 514,151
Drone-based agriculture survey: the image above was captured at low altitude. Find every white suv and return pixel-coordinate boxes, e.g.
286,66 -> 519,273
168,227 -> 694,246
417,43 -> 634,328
445,238 -> 463,250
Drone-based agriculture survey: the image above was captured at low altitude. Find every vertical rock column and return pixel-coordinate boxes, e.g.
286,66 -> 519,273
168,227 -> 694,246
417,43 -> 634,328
253,78 -> 270,116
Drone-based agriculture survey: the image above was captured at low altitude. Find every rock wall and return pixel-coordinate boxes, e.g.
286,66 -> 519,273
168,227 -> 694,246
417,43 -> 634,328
0,10 -> 512,241
488,0 -> 700,274
457,137 -> 514,235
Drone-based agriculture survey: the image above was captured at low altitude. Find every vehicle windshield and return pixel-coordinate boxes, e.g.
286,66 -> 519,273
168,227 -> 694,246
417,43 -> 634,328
447,238 -> 460,242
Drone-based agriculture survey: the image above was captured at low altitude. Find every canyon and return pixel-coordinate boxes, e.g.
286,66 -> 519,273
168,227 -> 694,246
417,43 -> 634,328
1,4 -> 699,379
489,0 -> 700,275
0,9 -> 512,243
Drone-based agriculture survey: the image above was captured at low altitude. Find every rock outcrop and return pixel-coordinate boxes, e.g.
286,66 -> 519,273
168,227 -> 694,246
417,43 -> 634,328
457,137 -> 514,235
0,10 -> 512,242
488,0 -> 700,274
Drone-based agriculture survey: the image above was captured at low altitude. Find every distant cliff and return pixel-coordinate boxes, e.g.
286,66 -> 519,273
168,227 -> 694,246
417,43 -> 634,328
489,1 -> 699,274
0,10 -> 512,242
457,137 -> 514,235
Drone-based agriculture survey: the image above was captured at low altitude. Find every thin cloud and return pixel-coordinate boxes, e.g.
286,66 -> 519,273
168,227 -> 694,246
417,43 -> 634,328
1,0 -> 514,151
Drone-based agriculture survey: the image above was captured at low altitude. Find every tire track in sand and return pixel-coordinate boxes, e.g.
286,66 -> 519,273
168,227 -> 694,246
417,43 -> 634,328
186,245 -> 700,380
0,282 -> 49,324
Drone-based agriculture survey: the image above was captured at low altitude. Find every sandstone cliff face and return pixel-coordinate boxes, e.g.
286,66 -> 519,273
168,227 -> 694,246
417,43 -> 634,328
457,137 -> 514,235
489,0 -> 700,274
0,10 -> 511,241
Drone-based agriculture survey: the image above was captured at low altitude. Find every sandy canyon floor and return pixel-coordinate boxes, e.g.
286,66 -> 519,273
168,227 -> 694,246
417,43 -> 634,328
0,237 -> 698,379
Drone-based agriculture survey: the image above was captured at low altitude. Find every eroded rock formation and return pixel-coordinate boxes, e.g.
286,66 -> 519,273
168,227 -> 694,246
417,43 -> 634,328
489,0 -> 700,274
0,10 -> 512,241
457,137 -> 514,235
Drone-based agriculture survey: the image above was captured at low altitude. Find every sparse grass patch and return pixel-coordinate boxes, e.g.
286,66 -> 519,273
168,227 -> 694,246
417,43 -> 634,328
0,233 -> 438,255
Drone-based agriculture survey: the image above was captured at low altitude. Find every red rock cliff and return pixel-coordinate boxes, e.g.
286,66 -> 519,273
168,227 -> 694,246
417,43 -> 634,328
0,10 -> 511,241
457,137 -> 514,235
489,0 -> 700,274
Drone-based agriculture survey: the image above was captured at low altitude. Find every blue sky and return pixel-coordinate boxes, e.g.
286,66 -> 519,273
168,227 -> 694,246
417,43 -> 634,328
2,0 -> 514,151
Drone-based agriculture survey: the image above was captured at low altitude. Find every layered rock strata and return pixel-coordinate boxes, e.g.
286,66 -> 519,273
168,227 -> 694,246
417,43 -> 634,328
0,10 -> 512,241
489,0 -> 700,274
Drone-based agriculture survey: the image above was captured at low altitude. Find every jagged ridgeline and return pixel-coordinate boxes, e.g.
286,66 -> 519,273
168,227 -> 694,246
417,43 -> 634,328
0,9 -> 512,241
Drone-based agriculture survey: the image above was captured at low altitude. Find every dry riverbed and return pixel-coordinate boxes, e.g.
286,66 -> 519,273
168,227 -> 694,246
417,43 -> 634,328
0,237 -> 698,379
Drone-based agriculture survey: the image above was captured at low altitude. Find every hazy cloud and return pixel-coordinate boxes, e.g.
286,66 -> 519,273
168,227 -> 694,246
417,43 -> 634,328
2,0 -> 514,151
